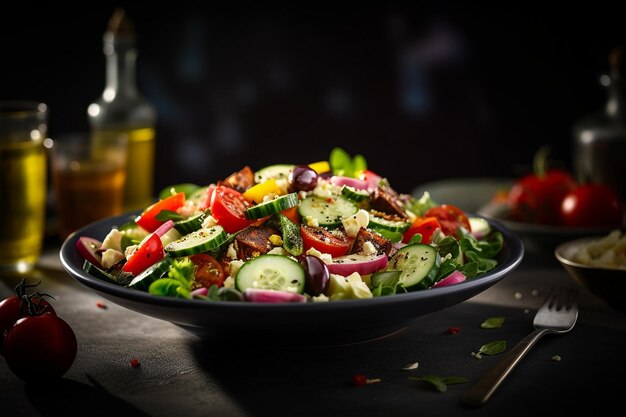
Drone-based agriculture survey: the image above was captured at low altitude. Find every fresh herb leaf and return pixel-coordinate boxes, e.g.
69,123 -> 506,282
329,147 -> 367,178
405,191 -> 438,217
155,209 -> 186,222
478,340 -> 506,356
149,258 -> 196,299
407,233 -> 422,244
375,228 -> 404,243
409,375 -> 468,392
481,317 -> 505,329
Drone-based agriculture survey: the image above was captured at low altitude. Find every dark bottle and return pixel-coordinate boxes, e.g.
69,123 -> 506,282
88,8 -> 157,211
572,48 -> 626,202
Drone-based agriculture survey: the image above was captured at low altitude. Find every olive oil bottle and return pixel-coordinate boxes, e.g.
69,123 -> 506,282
88,8 -> 156,211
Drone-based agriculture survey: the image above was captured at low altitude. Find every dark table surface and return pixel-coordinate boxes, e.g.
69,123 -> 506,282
2,235 -> 625,417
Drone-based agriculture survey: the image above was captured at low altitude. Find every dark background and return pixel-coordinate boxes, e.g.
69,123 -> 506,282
2,3 -> 623,196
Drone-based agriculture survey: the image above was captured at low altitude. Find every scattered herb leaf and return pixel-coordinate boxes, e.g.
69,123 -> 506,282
481,317 -> 505,329
409,375 -> 468,392
473,340 -> 507,359
551,355 -> 562,362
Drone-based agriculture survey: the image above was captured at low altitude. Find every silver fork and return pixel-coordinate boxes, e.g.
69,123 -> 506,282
462,287 -> 579,406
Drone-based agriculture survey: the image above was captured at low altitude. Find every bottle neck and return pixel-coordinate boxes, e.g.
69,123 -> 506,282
104,39 -> 139,98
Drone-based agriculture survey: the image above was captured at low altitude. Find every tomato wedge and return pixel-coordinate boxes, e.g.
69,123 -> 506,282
135,192 -> 186,232
300,225 -> 351,258
210,185 -> 253,233
189,254 -> 225,288
402,216 -> 441,244
121,233 -> 165,275
423,205 -> 471,239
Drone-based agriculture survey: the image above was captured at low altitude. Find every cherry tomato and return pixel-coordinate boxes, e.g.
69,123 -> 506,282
121,233 -> 165,275
4,312 -> 77,383
135,192 -> 186,233
300,225 -> 351,258
220,166 -> 255,193
210,185 -> 253,233
507,169 -> 577,224
189,254 -> 225,288
402,216 -> 442,244
559,183 -> 624,227
424,205 -> 471,239
0,294 -> 56,355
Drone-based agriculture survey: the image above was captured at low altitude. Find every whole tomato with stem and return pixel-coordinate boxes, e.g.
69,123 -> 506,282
559,183 -> 624,227
507,146 -> 577,224
4,312 -> 77,383
0,280 -> 56,356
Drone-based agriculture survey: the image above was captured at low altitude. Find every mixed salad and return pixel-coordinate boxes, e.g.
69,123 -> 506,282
76,148 -> 504,303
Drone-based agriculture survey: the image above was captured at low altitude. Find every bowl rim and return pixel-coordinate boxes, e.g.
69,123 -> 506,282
59,211 -> 525,313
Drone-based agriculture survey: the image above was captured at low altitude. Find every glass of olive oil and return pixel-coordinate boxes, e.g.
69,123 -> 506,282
48,132 -> 128,241
0,101 -> 48,275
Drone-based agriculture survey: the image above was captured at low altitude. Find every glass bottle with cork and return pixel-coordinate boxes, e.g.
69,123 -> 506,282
572,47 -> 626,203
88,8 -> 156,211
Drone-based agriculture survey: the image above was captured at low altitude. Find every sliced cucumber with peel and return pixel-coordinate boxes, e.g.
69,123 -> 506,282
469,217 -> 491,238
341,185 -> 369,202
245,192 -> 299,220
254,164 -> 294,183
235,254 -> 305,294
297,195 -> 357,228
128,257 -> 174,291
164,225 -> 227,257
387,243 -> 440,290
368,213 -> 411,233
173,210 -> 207,234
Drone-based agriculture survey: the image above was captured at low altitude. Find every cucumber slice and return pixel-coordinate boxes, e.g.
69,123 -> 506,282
83,260 -> 134,286
469,217 -> 491,237
368,214 -> 411,233
371,270 -> 401,288
235,254 -> 305,294
245,193 -> 299,220
173,210 -> 207,234
82,260 -> 118,285
254,164 -> 294,184
341,185 -> 369,202
387,243 -> 440,290
279,214 -> 303,256
164,225 -> 227,257
297,195 -> 358,228
128,257 -> 174,291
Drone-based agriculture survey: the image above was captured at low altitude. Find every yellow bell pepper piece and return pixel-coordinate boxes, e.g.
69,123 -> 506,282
243,178 -> 284,204
308,161 -> 330,174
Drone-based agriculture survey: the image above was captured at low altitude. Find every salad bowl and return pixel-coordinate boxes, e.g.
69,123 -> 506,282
59,211 -> 524,346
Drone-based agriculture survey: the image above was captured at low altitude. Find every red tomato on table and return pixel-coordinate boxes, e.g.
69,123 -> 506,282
4,312 -> 77,382
507,169 -> 577,224
559,183 -> 624,227
424,205 -> 471,239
